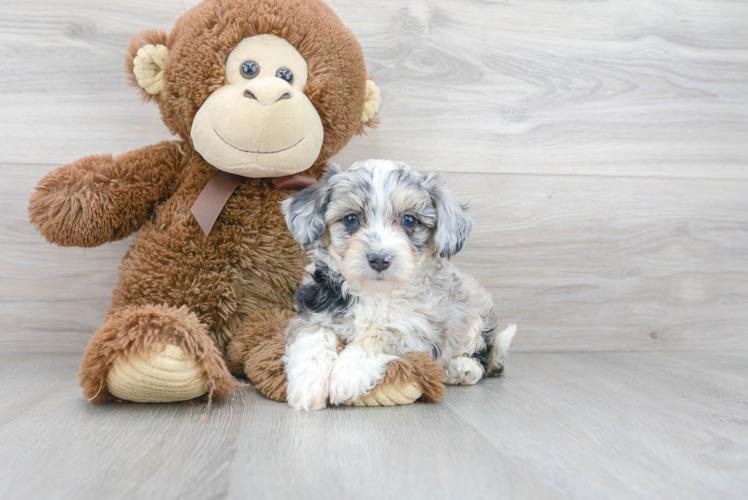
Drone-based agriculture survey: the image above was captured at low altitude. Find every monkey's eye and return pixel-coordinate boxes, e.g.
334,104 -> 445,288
401,215 -> 418,229
343,214 -> 359,228
276,67 -> 293,83
241,60 -> 259,79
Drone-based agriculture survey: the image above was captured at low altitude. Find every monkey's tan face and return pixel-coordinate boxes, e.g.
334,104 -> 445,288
191,35 -> 324,177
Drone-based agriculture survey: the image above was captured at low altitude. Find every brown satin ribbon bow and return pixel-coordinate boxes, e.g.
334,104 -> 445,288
190,171 -> 317,236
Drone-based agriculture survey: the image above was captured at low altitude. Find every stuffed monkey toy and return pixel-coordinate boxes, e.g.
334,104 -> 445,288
29,0 -> 445,405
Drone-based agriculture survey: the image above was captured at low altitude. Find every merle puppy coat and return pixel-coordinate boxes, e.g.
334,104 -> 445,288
281,160 -> 516,410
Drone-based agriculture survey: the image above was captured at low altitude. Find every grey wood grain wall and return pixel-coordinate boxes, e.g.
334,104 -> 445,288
1,0 -> 747,353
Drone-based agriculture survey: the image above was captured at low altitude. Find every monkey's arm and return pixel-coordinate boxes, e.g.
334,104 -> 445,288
29,141 -> 186,247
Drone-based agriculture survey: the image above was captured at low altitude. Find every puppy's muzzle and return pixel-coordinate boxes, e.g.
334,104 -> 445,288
367,252 -> 392,273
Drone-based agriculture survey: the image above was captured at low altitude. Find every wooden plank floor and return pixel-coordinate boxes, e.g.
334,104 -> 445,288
1,351 -> 746,500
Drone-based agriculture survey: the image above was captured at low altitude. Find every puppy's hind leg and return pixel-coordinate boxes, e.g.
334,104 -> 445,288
486,323 -> 517,376
446,356 -> 485,385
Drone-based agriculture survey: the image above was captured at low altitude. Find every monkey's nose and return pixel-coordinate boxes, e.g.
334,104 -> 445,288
367,253 -> 392,272
243,80 -> 293,106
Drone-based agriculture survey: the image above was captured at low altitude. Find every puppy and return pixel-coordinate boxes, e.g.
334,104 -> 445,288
281,160 -> 516,410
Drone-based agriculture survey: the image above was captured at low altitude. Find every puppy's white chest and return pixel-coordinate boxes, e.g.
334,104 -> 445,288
340,293 -> 434,356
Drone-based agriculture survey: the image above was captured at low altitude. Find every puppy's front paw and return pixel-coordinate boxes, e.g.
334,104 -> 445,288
329,345 -> 393,405
285,359 -> 332,411
446,357 -> 484,385
284,327 -> 338,411
287,383 -> 329,411
328,370 -> 374,405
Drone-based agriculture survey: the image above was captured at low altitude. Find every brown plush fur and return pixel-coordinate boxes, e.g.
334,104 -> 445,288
29,0 -> 443,405
29,141 -> 185,247
226,309 -> 295,402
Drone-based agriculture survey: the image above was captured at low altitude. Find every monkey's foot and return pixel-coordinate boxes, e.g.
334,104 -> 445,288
346,352 -> 447,407
80,304 -> 236,403
346,382 -> 423,407
106,344 -> 209,403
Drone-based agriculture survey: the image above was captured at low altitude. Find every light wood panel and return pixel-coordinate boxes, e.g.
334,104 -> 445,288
1,2 -> 746,349
451,172 -> 748,352
4,165 -> 747,352
0,0 -> 746,178
1,352 -> 746,499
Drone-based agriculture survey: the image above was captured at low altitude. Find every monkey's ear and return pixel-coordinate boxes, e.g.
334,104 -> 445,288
125,30 -> 170,102
282,164 -> 342,248
357,78 -> 381,134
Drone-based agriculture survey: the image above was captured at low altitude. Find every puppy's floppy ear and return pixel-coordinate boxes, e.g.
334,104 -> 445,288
282,164 -> 342,248
424,173 -> 473,259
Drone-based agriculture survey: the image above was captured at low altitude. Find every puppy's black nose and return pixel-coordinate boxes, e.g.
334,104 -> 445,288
367,253 -> 392,272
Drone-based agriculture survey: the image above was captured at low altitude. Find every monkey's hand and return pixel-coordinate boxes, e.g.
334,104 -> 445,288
29,141 -> 185,247
346,352 -> 446,406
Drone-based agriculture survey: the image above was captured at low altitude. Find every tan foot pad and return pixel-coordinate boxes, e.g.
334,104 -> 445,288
107,344 -> 209,403
346,383 -> 423,407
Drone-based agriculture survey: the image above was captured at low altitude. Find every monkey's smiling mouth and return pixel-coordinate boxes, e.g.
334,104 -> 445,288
214,129 -> 305,154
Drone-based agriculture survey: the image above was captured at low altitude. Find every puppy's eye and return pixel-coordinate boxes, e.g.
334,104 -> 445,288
401,214 -> 418,229
241,60 -> 259,79
276,67 -> 293,83
343,214 -> 359,228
